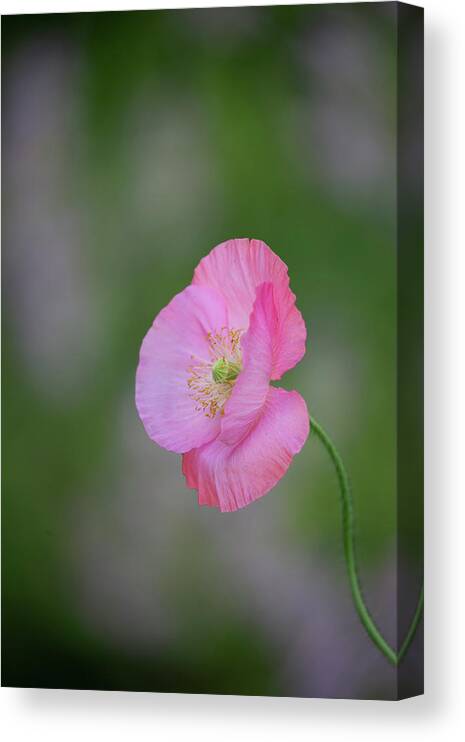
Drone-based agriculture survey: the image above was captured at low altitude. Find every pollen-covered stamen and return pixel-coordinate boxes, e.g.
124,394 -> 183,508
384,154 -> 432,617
187,327 -> 243,418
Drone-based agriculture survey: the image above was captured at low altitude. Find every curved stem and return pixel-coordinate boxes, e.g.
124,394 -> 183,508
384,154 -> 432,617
398,585 -> 424,663
310,416 -> 423,666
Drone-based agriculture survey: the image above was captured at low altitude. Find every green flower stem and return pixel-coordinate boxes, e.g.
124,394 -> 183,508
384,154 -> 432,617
310,416 -> 423,666
398,585 -> 424,663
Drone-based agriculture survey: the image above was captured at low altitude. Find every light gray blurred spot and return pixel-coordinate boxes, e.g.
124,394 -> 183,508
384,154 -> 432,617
293,17 -> 396,210
3,39 -> 103,403
180,7 -> 265,47
126,94 -> 223,249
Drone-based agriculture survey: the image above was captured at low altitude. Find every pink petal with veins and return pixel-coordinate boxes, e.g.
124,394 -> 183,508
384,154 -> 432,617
220,282 -> 276,446
136,285 -> 227,454
182,387 -> 309,512
192,238 -> 306,379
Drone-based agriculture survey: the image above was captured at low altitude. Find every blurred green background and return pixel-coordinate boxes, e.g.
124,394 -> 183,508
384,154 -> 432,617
2,3 -> 422,699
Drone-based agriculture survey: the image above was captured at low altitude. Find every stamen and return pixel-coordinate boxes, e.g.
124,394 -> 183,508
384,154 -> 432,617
187,327 -> 243,418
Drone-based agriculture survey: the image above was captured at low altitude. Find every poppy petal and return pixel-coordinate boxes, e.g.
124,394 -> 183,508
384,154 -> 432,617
220,282 -> 275,447
182,386 -> 309,512
136,285 -> 228,454
192,238 -> 306,379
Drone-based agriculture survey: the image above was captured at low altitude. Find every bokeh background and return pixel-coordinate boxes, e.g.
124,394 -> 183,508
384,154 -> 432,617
2,3 -> 422,699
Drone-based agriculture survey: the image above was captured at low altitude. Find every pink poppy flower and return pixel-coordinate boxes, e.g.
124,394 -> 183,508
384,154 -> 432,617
136,238 -> 309,512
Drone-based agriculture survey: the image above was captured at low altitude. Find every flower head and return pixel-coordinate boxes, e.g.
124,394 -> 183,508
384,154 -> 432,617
136,238 -> 309,512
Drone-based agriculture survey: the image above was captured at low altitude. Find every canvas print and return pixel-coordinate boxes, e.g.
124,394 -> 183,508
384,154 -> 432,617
1,2 -> 424,700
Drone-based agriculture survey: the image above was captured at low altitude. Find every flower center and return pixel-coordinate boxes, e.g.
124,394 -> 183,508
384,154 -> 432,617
187,327 -> 243,418
211,357 -> 241,384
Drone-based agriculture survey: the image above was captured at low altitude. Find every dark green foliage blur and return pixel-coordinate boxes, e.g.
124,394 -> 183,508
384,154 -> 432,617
2,3 -> 422,698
